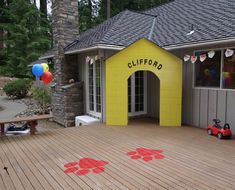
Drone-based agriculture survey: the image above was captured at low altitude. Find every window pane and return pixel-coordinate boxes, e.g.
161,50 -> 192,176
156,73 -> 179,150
223,49 -> 235,89
195,51 -> 221,87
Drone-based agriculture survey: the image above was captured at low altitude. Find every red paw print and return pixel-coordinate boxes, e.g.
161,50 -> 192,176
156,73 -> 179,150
127,148 -> 165,162
64,158 -> 109,176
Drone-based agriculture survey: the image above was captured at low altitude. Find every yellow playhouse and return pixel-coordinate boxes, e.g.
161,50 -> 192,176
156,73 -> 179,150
106,38 -> 182,126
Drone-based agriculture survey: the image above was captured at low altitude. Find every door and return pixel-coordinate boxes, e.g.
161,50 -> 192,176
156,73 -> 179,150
128,71 -> 147,117
86,58 -> 102,118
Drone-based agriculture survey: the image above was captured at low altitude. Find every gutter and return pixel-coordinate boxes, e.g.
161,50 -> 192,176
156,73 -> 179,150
164,37 -> 235,50
63,37 -> 235,55
39,54 -> 54,60
65,44 -> 124,55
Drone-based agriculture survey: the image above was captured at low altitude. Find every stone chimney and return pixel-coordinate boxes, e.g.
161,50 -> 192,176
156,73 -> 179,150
51,0 -> 83,127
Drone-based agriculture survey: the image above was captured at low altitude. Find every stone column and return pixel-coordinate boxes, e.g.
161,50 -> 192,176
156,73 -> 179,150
51,0 -> 82,127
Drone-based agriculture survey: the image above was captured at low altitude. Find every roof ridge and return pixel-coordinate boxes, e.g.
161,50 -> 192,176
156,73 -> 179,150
144,0 -> 175,13
100,10 -> 130,43
128,9 -> 158,17
148,17 -> 157,40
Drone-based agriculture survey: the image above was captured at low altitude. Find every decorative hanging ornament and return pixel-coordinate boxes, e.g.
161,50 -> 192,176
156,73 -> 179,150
94,55 -> 99,61
200,54 -> 207,62
183,55 -> 190,62
225,49 -> 234,58
208,50 -> 215,58
86,56 -> 91,63
90,58 -> 94,65
191,55 -> 197,63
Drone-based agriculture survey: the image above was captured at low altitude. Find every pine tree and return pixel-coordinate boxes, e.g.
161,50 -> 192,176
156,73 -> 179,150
0,0 -> 51,77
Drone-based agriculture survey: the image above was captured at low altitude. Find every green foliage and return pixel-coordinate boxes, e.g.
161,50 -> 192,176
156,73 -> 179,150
79,0 -> 172,32
79,0 -> 99,32
3,79 -> 32,99
0,0 -> 51,77
98,0 -> 172,22
32,85 -> 51,113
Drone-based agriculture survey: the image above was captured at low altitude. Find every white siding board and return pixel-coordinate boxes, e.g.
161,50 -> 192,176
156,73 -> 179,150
199,89 -> 208,128
208,90 -> 217,125
217,90 -> 226,125
192,89 -> 200,127
226,91 -> 235,133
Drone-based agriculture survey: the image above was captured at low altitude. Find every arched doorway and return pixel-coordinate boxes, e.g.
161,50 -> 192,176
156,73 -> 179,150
106,38 -> 182,126
128,71 -> 160,123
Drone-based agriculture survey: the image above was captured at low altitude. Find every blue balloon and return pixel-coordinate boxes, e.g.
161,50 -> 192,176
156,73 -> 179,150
210,69 -> 217,77
32,64 -> 44,77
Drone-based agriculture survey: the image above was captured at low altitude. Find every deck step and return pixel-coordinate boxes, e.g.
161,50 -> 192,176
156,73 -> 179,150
75,115 -> 99,126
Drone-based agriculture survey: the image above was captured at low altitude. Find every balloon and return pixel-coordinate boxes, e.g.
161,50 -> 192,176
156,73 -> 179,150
210,69 -> 217,77
223,72 -> 229,78
32,64 -> 44,77
41,71 -> 53,85
41,63 -> 49,72
204,69 -> 210,76
225,76 -> 232,86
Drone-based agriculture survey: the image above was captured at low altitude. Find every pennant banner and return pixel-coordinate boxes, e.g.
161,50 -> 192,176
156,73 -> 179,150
86,56 -> 91,63
225,49 -> 234,58
191,55 -> 197,63
94,55 -> 100,61
208,50 -> 215,58
90,58 -> 94,65
184,55 -> 190,62
200,54 -> 207,62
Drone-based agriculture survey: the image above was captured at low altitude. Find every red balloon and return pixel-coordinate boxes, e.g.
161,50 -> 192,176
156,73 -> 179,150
41,71 -> 53,85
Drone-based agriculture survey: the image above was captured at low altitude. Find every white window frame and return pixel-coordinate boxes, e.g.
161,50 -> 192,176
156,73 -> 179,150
128,71 -> 147,117
85,57 -> 102,118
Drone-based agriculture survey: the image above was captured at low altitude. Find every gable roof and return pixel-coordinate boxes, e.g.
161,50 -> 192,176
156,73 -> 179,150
65,0 -> 235,53
64,10 -> 156,53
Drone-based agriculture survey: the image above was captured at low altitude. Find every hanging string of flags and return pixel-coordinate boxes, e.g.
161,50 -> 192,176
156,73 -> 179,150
85,55 -> 100,64
184,49 -> 234,63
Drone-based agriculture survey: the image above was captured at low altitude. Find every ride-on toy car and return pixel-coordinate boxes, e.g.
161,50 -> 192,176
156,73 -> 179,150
207,119 -> 232,139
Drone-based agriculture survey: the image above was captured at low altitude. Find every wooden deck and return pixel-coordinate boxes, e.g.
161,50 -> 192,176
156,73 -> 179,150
0,118 -> 235,190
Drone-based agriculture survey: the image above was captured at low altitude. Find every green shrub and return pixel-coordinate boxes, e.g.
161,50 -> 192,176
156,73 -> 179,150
3,79 -> 32,99
32,86 -> 51,114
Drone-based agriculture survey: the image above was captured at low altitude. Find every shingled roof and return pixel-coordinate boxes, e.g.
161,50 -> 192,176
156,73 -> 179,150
145,0 -> 235,47
64,10 -> 156,52
64,0 -> 235,53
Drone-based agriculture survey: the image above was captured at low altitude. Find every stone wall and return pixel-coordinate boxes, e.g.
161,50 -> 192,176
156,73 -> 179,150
51,0 -> 82,127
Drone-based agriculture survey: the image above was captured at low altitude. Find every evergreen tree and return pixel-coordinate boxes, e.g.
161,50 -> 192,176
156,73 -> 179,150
0,0 -> 51,77
79,0 -> 99,32
97,0 -> 172,24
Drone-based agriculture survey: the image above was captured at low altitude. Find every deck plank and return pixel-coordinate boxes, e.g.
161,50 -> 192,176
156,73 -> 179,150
0,119 -> 235,190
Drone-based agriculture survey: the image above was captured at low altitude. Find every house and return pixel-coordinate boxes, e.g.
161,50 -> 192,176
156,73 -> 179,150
41,0 -> 235,133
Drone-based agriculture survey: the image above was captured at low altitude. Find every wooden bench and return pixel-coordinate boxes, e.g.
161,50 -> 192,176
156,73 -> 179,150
0,114 -> 53,136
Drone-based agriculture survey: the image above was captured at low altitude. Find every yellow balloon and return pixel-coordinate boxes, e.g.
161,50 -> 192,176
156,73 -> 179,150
41,63 -> 49,72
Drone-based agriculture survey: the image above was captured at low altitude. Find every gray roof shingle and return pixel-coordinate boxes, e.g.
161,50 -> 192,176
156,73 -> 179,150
146,0 -> 235,46
65,0 -> 235,53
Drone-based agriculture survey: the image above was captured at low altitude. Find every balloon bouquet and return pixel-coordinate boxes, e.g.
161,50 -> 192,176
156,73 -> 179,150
32,63 -> 53,85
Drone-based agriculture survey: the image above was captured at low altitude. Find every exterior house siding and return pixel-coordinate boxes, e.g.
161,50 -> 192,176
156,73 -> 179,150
172,44 -> 235,133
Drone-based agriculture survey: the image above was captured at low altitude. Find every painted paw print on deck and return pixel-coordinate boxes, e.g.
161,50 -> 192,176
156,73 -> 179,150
127,148 -> 165,162
64,158 -> 109,176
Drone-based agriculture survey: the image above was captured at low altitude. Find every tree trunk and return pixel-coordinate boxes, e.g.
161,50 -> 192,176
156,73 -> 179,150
0,30 -> 3,49
107,0 -> 110,19
40,0 -> 47,16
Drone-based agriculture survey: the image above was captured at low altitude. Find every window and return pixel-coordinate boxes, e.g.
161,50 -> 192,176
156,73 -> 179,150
87,58 -> 102,117
128,71 -> 147,116
195,50 -> 221,87
223,49 -> 235,89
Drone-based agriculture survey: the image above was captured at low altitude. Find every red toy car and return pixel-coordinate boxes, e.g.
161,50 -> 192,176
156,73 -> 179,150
207,119 -> 232,139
